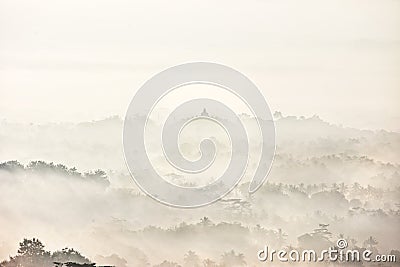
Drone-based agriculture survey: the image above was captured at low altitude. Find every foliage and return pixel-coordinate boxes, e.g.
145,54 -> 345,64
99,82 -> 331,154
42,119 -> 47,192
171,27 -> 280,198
0,160 -> 109,185
0,238 -> 99,267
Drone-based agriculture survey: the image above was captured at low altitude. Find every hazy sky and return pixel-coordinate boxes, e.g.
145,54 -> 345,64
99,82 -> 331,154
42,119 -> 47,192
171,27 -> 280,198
0,0 -> 399,131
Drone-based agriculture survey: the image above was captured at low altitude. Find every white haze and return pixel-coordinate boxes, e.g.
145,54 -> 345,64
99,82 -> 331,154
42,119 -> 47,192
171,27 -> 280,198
0,114 -> 399,266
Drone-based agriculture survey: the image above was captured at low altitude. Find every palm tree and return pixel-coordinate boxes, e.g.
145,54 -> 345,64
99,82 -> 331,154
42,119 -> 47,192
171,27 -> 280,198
220,250 -> 246,266
199,217 -> 212,227
299,183 -> 305,192
183,251 -> 201,267
338,183 -> 347,194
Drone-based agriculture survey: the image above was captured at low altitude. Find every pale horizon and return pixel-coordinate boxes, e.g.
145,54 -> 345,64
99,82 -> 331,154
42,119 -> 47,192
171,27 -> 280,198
1,0 -> 399,131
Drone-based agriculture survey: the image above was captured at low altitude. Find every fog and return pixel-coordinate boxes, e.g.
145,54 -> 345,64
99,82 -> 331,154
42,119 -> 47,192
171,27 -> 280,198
0,113 -> 399,266
1,0 -> 400,131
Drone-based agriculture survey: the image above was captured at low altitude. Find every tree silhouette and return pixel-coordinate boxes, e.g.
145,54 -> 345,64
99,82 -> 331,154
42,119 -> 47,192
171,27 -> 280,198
18,238 -> 48,257
0,160 -> 24,172
20,238 -> 51,266
199,217 -> 213,227
0,238 -> 106,267
84,169 -> 110,186
183,251 -> 201,267
220,250 -> 246,267
52,248 -> 91,264
9,238 -> 52,267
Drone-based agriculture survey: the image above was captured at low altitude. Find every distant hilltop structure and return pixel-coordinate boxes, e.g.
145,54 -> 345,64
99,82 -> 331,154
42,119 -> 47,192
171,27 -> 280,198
200,108 -> 209,117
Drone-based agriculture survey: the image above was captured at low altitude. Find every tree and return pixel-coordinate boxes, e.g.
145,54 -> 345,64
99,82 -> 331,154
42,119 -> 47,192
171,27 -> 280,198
18,238 -> 48,256
0,160 -> 24,172
52,248 -> 91,264
84,169 -> 110,186
220,250 -> 246,267
183,251 -> 201,267
199,217 -> 212,227
15,238 -> 52,267
0,238 -> 112,267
